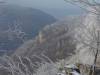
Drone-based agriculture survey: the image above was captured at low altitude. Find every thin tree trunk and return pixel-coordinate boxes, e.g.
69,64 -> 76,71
93,30 -> 100,75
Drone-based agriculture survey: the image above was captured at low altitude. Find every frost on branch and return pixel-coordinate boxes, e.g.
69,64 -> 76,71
0,54 -> 59,75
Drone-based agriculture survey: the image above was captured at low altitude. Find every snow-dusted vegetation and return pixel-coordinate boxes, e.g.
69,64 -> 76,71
0,55 -> 59,75
1,0 -> 100,75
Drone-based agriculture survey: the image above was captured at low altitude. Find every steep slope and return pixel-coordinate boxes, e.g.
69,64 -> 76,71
0,15 -> 88,75
0,4 -> 56,51
13,15 -> 85,61
1,12 -> 100,75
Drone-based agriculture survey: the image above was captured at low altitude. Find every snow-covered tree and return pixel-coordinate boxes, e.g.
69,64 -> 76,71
64,0 -> 100,14
64,0 -> 100,75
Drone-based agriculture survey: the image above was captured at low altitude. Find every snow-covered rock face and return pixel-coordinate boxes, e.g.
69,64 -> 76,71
72,8 -> 100,65
70,71 -> 80,75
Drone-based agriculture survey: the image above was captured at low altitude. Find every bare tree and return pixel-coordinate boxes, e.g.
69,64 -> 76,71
64,0 -> 100,75
64,0 -> 100,15
4,21 -> 28,42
